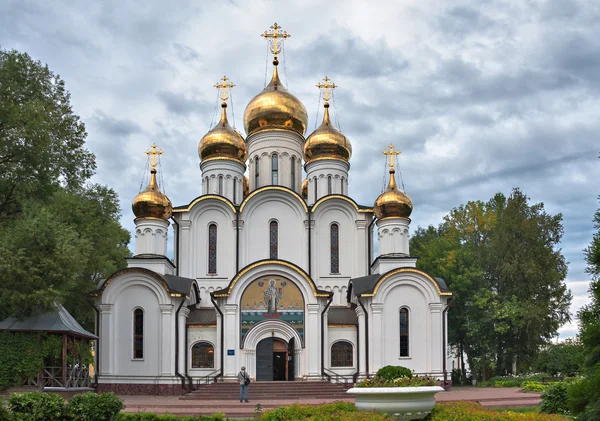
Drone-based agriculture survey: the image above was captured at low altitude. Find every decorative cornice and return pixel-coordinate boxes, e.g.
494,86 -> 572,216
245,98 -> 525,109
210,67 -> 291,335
361,267 -> 453,297
89,267 -> 184,298
312,195 -> 373,213
173,194 -> 236,214
239,186 -> 308,213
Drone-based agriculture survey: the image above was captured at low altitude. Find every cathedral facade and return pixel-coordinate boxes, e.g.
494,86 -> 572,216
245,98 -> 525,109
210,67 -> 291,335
91,24 -> 452,395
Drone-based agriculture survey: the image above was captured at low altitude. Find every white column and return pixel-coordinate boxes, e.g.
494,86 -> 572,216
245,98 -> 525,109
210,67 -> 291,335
429,303 -> 443,374
179,220 -> 192,278
371,303 -> 384,372
306,303 -> 321,378
355,306 -> 366,377
99,304 -> 113,375
355,220 -> 367,278
224,304 -> 238,378
178,306 -> 190,375
159,304 -> 173,376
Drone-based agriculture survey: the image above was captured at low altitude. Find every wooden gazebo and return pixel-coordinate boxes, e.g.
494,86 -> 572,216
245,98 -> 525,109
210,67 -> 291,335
0,304 -> 97,389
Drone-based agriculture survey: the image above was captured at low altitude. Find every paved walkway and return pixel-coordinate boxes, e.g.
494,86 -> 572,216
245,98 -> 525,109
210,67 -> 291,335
122,387 -> 541,418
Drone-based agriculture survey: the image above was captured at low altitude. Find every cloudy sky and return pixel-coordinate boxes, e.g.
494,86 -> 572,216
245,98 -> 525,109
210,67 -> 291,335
2,0 -> 598,338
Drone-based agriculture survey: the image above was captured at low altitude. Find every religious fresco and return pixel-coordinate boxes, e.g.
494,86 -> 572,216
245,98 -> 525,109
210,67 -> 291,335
240,276 -> 304,344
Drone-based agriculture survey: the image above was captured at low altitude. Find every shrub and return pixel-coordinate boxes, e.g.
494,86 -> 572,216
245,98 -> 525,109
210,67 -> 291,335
258,402 -> 390,421
7,392 -> 68,421
375,365 -> 412,381
356,375 -> 438,388
521,381 -> 549,393
432,401 -> 571,420
69,392 -> 124,421
566,369 -> 600,420
540,382 -> 569,414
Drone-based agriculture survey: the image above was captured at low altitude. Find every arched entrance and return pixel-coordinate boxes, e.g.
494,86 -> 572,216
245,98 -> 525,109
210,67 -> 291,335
256,337 -> 296,381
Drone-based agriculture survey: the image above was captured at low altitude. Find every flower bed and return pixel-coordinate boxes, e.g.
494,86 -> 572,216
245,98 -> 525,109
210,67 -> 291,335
432,401 -> 572,420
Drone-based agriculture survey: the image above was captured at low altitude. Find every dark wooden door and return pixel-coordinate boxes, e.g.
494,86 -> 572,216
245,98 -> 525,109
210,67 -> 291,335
256,338 -> 273,381
287,337 -> 295,381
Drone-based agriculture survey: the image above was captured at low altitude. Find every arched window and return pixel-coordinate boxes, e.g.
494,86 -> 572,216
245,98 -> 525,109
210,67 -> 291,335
271,154 -> 279,185
330,223 -> 339,274
328,176 -> 332,195
331,341 -> 353,367
218,176 -> 223,196
191,342 -> 215,368
400,307 -> 409,357
254,156 -> 260,188
291,157 -> 296,190
133,308 -> 144,359
208,224 -> 217,274
269,220 -> 278,259
233,177 -> 237,205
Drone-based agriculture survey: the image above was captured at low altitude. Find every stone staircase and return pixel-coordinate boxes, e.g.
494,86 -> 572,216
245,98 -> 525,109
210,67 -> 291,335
181,380 -> 353,401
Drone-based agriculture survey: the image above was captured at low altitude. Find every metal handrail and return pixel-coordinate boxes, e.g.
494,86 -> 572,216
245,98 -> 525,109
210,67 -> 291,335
323,367 -> 357,384
196,369 -> 222,388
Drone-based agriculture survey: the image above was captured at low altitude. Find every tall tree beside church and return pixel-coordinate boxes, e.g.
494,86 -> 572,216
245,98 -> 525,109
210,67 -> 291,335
0,49 -> 130,328
410,188 -> 571,378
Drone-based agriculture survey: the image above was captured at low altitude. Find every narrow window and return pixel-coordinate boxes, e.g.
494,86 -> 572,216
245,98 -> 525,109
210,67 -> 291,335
233,178 -> 237,205
271,154 -> 278,185
400,308 -> 409,357
341,177 -> 345,195
328,176 -> 332,195
269,220 -> 278,259
330,224 -> 339,274
208,224 -> 217,274
255,156 -> 260,188
133,309 -> 144,359
314,178 -> 318,203
291,157 -> 296,190
192,342 -> 215,368
331,341 -> 353,367
218,176 -> 223,196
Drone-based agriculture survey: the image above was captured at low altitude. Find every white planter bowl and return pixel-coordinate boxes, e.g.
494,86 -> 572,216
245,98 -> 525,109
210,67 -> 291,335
347,386 -> 444,420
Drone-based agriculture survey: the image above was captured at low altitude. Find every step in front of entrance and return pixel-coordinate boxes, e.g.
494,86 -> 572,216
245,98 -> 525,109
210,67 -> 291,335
182,381 -> 353,401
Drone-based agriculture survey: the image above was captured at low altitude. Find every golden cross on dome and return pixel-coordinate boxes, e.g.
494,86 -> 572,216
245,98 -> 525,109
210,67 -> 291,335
316,76 -> 337,103
145,144 -> 163,170
261,22 -> 290,56
214,76 -> 235,102
383,144 -> 401,169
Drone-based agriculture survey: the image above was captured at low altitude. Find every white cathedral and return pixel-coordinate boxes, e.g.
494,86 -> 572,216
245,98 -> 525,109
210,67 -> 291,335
90,24 -> 453,395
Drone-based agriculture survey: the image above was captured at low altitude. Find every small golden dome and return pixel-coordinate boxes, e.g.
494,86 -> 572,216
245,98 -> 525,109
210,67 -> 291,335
304,103 -> 352,165
199,103 -> 247,164
132,169 -> 172,220
244,58 -> 308,137
374,168 -> 412,219
301,178 -> 308,198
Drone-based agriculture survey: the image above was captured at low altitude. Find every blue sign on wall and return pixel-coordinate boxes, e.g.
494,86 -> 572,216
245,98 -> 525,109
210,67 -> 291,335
227,349 -> 235,356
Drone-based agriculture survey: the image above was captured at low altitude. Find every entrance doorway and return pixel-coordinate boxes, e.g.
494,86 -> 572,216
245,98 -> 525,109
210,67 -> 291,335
256,337 -> 295,381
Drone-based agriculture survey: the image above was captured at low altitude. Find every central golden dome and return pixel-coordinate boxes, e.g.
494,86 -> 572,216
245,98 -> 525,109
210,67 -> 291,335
132,168 -> 172,221
374,169 -> 413,219
244,59 -> 308,137
199,103 -> 247,164
304,103 -> 352,165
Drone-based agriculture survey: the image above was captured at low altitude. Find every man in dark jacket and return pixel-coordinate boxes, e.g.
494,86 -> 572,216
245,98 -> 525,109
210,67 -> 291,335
238,366 -> 250,402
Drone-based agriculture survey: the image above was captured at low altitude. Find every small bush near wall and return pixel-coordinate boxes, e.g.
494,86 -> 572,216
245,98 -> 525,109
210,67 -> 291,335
432,402 -> 571,420
69,392 -> 124,421
7,392 -> 69,420
375,365 -> 413,381
539,383 -> 569,415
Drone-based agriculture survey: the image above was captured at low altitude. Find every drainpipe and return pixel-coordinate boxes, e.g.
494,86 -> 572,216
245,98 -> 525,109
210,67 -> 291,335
175,298 -> 186,390
320,293 -> 334,379
357,297 -> 369,376
211,292 -> 224,379
307,207 -> 312,277
235,208 -> 240,273
184,312 -> 193,389
442,295 -> 455,389
367,217 -> 377,275
171,217 -> 180,276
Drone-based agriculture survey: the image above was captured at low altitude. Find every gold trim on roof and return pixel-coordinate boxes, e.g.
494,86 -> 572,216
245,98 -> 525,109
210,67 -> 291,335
312,195 -> 373,213
361,267 -> 453,297
239,186 -> 308,213
213,260 -> 329,298
172,195 -> 236,214
89,267 -> 183,298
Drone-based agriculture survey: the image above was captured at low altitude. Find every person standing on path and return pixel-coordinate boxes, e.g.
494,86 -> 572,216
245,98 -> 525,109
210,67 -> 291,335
238,366 -> 250,403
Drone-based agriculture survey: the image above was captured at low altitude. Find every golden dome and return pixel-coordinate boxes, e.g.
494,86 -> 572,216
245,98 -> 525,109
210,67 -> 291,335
244,58 -> 308,137
199,103 -> 247,164
304,103 -> 352,165
301,178 -> 308,198
132,169 -> 172,220
374,168 -> 412,219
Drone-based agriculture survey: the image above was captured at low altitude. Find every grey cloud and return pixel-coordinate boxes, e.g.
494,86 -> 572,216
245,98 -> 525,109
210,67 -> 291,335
157,91 -> 212,116
91,111 -> 143,138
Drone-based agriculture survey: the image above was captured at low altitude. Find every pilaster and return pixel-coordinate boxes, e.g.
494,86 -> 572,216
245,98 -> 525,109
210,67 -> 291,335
429,303 -> 443,373
159,304 -> 173,376
355,306 -> 366,377
99,304 -> 113,375
224,304 -> 238,377
370,303 -> 384,372
306,303 -> 321,377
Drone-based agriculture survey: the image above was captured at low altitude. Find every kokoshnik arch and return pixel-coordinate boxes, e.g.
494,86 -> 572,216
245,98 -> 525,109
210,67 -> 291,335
89,23 -> 453,395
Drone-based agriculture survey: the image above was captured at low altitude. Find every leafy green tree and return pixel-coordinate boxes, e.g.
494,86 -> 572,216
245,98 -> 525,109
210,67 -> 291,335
0,49 -> 95,218
533,339 -> 584,376
411,188 -> 571,379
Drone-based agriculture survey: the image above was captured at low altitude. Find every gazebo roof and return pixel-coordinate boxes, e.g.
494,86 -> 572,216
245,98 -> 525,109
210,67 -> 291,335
0,304 -> 97,339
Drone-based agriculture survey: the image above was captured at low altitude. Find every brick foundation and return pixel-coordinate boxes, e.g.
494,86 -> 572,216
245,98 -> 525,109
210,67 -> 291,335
96,383 -> 186,395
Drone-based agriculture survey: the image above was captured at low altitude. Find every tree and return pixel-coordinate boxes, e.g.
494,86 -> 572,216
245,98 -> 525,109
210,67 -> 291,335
410,188 -> 572,379
533,339 -> 584,376
0,49 -> 130,329
0,49 -> 95,218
